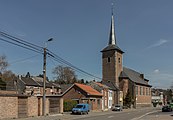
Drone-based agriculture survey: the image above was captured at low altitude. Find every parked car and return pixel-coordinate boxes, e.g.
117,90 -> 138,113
72,103 -> 90,115
169,103 -> 173,110
162,105 -> 172,112
111,104 -> 123,111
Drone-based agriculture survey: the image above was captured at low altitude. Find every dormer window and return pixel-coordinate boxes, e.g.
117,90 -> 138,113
107,57 -> 111,63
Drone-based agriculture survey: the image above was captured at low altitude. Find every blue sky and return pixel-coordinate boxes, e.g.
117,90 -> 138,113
0,0 -> 173,89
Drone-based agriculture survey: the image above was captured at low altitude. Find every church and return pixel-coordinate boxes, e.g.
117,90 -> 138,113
101,10 -> 152,108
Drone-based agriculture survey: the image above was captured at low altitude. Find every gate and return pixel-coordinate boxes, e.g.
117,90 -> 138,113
18,97 -> 28,118
49,98 -> 60,114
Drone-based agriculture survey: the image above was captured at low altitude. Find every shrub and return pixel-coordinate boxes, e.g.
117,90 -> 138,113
63,99 -> 78,112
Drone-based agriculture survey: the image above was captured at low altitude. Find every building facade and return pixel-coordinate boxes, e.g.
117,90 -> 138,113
101,11 -> 152,108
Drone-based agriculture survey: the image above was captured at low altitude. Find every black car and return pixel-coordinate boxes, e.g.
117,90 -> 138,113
162,105 -> 172,112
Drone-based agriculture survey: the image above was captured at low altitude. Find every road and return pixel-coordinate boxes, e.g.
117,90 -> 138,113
7,107 -> 172,120
72,108 -> 157,120
137,110 -> 173,120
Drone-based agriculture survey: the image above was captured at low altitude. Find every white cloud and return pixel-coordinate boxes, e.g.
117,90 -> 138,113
153,69 -> 160,74
147,71 -> 173,89
147,39 -> 169,49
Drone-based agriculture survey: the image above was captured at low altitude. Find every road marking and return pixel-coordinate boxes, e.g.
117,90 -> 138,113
130,111 -> 158,120
108,115 -> 114,118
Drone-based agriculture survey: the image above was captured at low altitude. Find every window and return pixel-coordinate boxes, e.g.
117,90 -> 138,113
107,57 -> 111,63
146,88 -> 148,96
140,87 -> 142,95
97,99 -> 100,105
136,86 -> 138,95
143,87 -> 145,95
109,91 -> 112,97
118,58 -> 121,63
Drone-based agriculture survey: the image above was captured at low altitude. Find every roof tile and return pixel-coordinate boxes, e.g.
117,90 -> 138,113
75,83 -> 102,96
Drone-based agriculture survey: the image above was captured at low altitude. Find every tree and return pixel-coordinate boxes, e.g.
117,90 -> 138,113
25,72 -> 31,78
0,55 -> 8,73
37,74 -> 49,81
123,89 -> 132,108
52,65 -> 77,84
1,70 -> 17,81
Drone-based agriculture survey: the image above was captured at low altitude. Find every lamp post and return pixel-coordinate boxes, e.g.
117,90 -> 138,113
42,38 -> 53,116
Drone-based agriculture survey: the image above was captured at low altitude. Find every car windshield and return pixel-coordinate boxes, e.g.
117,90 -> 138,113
115,105 -> 120,107
75,105 -> 83,108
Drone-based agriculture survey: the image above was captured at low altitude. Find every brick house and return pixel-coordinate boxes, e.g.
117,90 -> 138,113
61,83 -> 102,111
101,11 -> 152,108
87,81 -> 119,111
6,76 -> 61,95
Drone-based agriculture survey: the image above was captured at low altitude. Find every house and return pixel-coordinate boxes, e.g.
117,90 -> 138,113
101,10 -> 152,108
61,83 -> 102,111
87,81 -> 109,111
87,81 -> 119,111
101,81 -> 119,108
6,76 -> 61,95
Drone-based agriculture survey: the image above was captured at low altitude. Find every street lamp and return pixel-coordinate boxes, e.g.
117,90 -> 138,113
42,38 -> 53,116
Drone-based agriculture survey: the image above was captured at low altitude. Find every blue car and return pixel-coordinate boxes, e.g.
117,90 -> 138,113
72,103 -> 90,115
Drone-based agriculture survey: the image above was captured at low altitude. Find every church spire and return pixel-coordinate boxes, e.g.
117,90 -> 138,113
101,2 -> 124,53
109,3 -> 116,45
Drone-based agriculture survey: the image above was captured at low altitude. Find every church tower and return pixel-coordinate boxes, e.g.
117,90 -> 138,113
101,9 -> 124,87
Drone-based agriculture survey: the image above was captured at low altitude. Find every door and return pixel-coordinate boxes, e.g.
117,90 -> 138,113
18,97 -> 28,118
49,98 -> 60,114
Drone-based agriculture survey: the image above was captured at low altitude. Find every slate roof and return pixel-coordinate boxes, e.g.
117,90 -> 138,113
101,45 -> 124,53
20,76 -> 60,88
120,67 -> 152,87
101,81 -> 119,91
60,84 -> 73,93
21,77 -> 40,87
75,83 -> 102,96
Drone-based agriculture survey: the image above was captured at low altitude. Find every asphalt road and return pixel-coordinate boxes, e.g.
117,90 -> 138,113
137,110 -> 173,120
6,108 -> 163,120
72,108 -> 157,120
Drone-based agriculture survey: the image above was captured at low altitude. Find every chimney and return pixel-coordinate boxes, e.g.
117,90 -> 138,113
140,74 -> 144,79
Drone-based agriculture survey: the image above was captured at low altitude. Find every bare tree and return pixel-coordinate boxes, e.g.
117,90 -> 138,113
52,65 -> 77,84
1,70 -> 16,81
0,55 -> 9,73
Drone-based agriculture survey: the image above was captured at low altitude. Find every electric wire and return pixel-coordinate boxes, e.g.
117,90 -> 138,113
47,50 -> 102,80
0,38 -> 42,54
0,31 -> 101,80
0,31 -> 43,49
0,32 -> 43,53
9,54 -> 40,65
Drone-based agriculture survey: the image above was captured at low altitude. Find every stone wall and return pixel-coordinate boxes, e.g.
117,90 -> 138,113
0,95 -> 63,119
28,96 -> 38,117
0,96 -> 18,119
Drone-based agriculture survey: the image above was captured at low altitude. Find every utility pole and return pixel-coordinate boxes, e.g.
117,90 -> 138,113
42,47 -> 46,116
42,38 -> 53,116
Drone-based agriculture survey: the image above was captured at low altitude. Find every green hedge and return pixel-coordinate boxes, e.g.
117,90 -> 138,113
63,99 -> 78,112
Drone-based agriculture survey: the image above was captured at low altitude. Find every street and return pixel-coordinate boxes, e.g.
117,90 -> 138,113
10,107 -> 171,120
137,110 -> 173,120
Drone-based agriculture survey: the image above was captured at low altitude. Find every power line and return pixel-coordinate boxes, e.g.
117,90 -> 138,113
0,33 -> 43,53
0,38 -> 42,54
47,50 -> 102,80
0,31 -> 43,49
9,54 -> 40,65
0,31 -> 102,81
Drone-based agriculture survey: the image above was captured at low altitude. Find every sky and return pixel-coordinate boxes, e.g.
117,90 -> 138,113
0,0 -> 173,89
